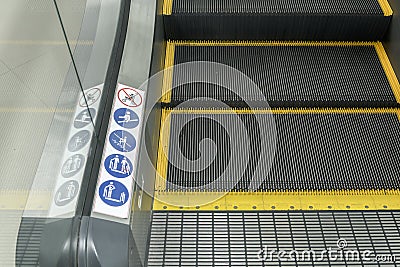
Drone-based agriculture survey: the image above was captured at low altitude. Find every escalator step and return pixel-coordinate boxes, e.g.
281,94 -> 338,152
163,41 -> 400,108
158,109 -> 400,192
163,0 -> 392,40
148,211 -> 400,266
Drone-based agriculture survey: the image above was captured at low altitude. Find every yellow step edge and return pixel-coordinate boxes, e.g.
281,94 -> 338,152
375,42 -> 400,103
153,190 -> 400,211
165,108 -> 400,117
156,109 -> 172,191
162,108 -> 400,123
161,41 -> 175,103
162,0 -> 393,16
164,41 -> 400,105
154,108 -> 400,212
162,0 -> 173,15
378,0 -> 393,16
171,40 -> 377,47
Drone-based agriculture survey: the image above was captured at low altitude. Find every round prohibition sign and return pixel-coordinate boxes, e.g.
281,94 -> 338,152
117,88 -> 143,108
79,87 -> 101,107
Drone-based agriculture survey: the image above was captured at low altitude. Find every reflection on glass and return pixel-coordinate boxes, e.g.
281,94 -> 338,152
0,0 -> 88,266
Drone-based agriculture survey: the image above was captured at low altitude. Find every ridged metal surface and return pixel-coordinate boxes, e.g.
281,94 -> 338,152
166,112 -> 400,191
148,211 -> 400,266
0,211 -> 44,267
172,0 -> 383,14
165,1 -> 391,40
15,217 -> 45,266
170,45 -> 396,107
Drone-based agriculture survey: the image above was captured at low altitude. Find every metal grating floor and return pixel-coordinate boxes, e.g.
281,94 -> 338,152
148,211 -> 400,266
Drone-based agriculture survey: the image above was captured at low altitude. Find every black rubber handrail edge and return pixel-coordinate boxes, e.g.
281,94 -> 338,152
76,0 -> 132,218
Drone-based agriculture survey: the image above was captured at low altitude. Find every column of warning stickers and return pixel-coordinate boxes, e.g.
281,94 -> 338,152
49,85 -> 103,217
93,84 -> 145,219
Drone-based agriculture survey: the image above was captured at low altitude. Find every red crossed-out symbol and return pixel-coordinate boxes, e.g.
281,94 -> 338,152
117,88 -> 143,108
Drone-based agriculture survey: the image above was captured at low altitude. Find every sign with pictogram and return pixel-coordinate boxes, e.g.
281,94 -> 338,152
117,88 -> 143,108
93,84 -> 145,219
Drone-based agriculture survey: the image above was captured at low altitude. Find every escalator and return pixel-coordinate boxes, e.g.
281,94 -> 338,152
145,0 -> 400,266
12,0 -> 400,266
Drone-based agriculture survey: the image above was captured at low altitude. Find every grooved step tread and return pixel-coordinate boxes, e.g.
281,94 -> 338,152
162,41 -> 400,108
163,0 -> 393,40
165,0 -> 391,15
155,109 -> 400,210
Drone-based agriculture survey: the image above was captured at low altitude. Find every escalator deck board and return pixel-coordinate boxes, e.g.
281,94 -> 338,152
148,211 -> 400,266
163,0 -> 392,40
157,109 -> 400,192
162,41 -> 400,108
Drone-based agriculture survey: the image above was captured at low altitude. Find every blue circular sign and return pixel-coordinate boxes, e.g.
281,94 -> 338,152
104,154 -> 133,178
114,108 -> 139,129
109,130 -> 136,152
99,180 -> 129,207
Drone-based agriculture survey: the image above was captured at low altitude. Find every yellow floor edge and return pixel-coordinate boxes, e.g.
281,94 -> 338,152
0,191 -> 51,210
153,191 -> 400,211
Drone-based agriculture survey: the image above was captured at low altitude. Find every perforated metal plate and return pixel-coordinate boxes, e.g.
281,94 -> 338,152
148,211 -> 400,266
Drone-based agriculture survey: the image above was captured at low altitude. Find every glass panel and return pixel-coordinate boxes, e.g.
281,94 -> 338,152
0,0 -> 89,266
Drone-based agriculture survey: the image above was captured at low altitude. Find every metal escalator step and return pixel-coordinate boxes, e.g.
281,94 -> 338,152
148,211 -> 400,266
157,109 -> 400,192
163,0 -> 392,40
163,41 -> 400,108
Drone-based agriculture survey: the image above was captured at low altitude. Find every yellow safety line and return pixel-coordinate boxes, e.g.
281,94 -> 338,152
162,0 -> 173,15
155,109 -> 172,191
153,190 -> 400,211
161,42 -> 175,103
162,1 -> 392,16
171,40 -> 377,47
377,0 -> 393,16
154,108 -> 400,211
0,190 -> 52,210
0,40 -> 94,46
375,42 -> 400,103
0,108 -> 75,113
